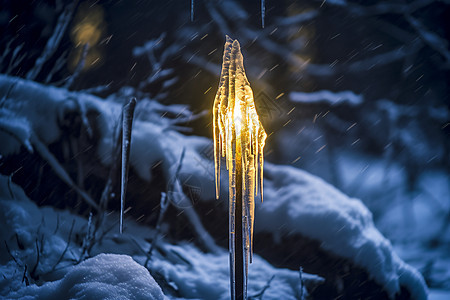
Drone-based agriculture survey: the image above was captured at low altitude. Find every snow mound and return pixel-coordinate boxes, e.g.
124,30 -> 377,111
256,163 -> 428,300
9,254 -> 164,300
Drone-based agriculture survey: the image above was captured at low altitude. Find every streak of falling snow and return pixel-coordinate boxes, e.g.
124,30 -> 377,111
316,144 -> 326,153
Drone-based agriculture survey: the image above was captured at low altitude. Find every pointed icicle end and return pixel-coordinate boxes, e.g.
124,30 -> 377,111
232,39 -> 240,50
215,180 -> 220,200
119,215 -> 123,234
225,35 -> 233,43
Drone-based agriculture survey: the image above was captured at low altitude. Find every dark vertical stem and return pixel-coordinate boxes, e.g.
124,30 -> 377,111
235,145 -> 244,300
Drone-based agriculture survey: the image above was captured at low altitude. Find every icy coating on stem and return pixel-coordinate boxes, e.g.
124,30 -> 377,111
213,36 -> 267,266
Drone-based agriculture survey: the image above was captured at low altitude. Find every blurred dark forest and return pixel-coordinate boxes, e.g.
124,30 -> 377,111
1,0 -> 448,158
0,0 -> 449,296
2,0 -> 448,208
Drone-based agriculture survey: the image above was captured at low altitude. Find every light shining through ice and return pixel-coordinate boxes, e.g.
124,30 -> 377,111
213,36 -> 267,299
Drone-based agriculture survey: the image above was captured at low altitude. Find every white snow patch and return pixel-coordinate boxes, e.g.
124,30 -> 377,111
8,254 -> 164,300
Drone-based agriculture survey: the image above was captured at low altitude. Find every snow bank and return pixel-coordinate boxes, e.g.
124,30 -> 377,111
256,163 -> 428,299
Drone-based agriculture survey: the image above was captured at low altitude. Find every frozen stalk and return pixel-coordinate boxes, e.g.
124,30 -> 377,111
213,36 -> 267,300
120,97 -> 137,234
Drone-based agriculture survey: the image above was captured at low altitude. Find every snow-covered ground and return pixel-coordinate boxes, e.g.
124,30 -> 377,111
0,174 -> 323,300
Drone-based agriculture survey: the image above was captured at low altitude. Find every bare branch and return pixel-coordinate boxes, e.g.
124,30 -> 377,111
64,43 -> 89,89
405,14 -> 450,67
30,132 -> 100,211
6,43 -> 26,74
145,192 -> 169,267
51,219 -> 75,271
30,239 -> 40,279
248,275 -> 275,299
44,50 -> 69,84
4,241 -> 19,265
26,1 -> 78,80
21,265 -> 29,286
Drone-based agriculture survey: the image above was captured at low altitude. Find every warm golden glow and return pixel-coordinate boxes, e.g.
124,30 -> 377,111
213,36 -> 267,262
72,23 -> 102,45
69,2 -> 106,71
71,2 -> 105,46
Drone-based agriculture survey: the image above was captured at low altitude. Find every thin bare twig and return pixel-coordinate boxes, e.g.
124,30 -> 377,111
64,43 -> 89,89
44,50 -> 69,84
30,239 -> 40,279
4,241 -> 19,265
145,192 -> 169,267
6,43 -> 26,74
22,265 -> 29,286
26,0 -> 79,80
248,275 -> 275,299
51,219 -> 75,271
405,14 -> 450,67
30,132 -> 100,211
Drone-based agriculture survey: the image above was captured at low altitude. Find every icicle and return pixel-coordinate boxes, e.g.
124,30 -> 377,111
120,97 -> 137,234
213,36 -> 267,300
261,0 -> 265,28
191,0 -> 194,22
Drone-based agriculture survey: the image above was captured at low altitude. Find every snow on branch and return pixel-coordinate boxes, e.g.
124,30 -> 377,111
289,90 -> 363,106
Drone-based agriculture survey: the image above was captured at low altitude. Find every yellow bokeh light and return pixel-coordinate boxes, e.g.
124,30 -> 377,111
69,2 -> 106,72
72,23 -> 102,46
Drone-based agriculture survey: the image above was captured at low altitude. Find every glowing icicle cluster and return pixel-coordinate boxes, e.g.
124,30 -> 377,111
213,36 -> 267,299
